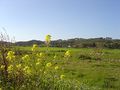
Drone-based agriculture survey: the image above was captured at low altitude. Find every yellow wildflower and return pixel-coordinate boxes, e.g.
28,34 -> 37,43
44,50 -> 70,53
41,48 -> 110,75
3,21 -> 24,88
23,66 -> 29,71
37,53 -> 45,58
46,62 -> 52,67
44,71 -> 46,74
60,75 -> 65,79
55,66 -> 59,70
36,62 -> 40,66
32,44 -> 38,51
8,65 -> 14,72
40,53 -> 45,57
64,50 -> 71,58
45,35 -> 51,45
6,51 -> 15,60
22,55 -> 30,61
23,66 -> 31,75
16,64 -> 22,69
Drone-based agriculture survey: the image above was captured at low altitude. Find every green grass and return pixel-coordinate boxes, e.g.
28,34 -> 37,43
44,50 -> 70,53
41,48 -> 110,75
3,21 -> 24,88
13,46 -> 120,90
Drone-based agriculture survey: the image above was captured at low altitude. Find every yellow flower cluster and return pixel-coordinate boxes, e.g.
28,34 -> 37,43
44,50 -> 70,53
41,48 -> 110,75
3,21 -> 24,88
45,35 -> 51,45
22,55 -> 30,61
8,65 -> 14,73
60,75 -> 65,79
36,62 -> 40,66
32,44 -> 38,51
6,51 -> 15,60
0,35 -> 69,89
64,50 -> 71,58
55,66 -> 59,70
46,62 -> 52,67
36,58 -> 42,66
37,53 -> 45,58
23,66 -> 31,75
16,64 -> 22,69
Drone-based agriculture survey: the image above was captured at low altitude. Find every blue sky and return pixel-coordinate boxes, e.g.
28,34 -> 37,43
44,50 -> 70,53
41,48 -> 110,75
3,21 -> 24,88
0,0 -> 120,41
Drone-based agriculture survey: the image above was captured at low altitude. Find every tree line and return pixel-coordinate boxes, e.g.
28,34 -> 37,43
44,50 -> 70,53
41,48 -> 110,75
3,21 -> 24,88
15,37 -> 120,49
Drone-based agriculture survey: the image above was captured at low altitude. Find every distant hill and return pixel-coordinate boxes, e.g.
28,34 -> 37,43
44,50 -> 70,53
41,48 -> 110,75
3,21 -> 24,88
15,40 -> 44,46
15,37 -> 120,49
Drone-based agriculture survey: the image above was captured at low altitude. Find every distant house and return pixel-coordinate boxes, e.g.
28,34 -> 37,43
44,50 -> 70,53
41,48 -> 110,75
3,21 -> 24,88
68,45 -> 71,48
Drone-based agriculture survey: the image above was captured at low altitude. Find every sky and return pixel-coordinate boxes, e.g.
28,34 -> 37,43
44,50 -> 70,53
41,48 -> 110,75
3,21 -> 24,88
0,0 -> 120,41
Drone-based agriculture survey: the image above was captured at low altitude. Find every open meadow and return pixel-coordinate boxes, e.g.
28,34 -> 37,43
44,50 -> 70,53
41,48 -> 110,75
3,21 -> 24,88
11,46 -> 120,90
0,34 -> 120,90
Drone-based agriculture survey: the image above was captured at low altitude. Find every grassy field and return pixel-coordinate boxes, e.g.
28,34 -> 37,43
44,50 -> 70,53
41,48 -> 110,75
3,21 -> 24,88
13,46 -> 120,90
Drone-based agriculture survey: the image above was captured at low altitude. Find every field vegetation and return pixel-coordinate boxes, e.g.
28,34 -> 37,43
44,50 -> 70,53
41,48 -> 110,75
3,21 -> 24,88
0,34 -> 120,90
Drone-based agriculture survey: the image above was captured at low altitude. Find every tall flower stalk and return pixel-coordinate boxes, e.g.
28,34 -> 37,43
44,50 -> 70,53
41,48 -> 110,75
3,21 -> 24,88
45,35 -> 51,47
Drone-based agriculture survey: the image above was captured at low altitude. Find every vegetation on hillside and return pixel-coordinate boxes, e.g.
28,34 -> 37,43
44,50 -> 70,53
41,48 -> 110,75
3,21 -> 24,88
15,37 -> 120,49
